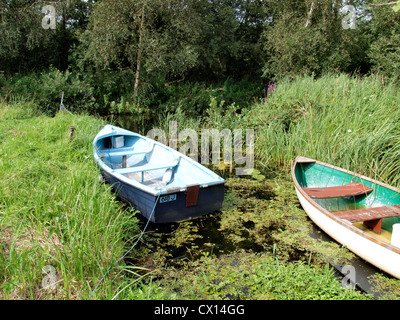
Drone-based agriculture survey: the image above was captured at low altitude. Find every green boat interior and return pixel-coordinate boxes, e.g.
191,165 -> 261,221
295,161 -> 400,243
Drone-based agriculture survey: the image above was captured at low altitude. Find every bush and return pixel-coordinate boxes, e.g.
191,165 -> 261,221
159,79 -> 264,117
37,67 -> 97,115
0,67 -> 97,116
368,31 -> 400,81
1,68 -> 264,120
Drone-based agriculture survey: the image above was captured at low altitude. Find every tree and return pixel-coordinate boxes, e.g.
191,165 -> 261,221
261,0 -> 371,80
0,0 -> 94,73
367,0 -> 400,80
81,0 -> 205,100
221,0 -> 266,79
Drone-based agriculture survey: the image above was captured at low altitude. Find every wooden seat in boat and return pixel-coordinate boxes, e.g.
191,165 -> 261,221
113,156 -> 180,183
100,142 -> 154,158
334,205 -> 400,234
303,182 -> 373,199
114,161 -> 178,175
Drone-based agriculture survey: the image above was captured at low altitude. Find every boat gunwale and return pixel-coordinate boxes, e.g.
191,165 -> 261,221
93,125 -> 226,197
291,156 -> 400,255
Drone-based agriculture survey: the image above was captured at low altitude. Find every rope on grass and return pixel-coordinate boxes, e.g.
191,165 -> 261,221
58,91 -> 157,299
88,193 -> 160,300
59,91 -> 104,128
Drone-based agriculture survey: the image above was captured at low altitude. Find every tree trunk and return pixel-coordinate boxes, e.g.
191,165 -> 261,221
133,4 -> 145,101
305,1 -> 315,28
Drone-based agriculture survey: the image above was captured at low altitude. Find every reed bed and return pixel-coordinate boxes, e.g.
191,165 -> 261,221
251,74 -> 400,187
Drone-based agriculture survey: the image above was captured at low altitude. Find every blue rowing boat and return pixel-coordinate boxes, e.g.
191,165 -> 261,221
93,125 -> 226,223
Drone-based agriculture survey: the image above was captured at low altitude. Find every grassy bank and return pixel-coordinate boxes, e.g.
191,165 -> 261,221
0,103 -> 142,299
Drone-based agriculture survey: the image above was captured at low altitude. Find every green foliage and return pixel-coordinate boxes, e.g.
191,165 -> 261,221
149,252 -> 368,299
3,0 -> 400,117
82,0 -> 203,90
159,79 -> 262,117
368,2 -> 400,80
2,0 -> 400,98
262,0 -> 368,80
369,273 -> 400,299
246,73 -> 400,188
0,103 -> 143,299
369,31 -> 400,81
0,0 -> 92,73
0,68 -> 263,121
0,67 -> 97,115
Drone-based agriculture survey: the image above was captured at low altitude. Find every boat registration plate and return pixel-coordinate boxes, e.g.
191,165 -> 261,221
160,194 -> 177,203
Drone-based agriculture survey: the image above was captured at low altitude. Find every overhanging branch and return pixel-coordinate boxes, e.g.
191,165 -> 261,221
370,1 -> 398,6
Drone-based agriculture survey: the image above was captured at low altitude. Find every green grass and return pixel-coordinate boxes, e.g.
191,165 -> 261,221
0,104 -> 142,299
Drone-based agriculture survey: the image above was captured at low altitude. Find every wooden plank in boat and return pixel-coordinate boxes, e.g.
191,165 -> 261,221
334,205 -> 400,234
296,156 -> 316,163
334,205 -> 400,222
303,182 -> 373,199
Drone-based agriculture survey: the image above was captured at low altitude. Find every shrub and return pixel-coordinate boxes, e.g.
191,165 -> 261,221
0,67 -> 98,116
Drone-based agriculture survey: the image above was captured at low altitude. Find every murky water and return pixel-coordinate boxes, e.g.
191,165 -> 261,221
309,224 -> 384,299
140,207 -> 265,262
136,207 -> 384,299
122,168 -> 389,299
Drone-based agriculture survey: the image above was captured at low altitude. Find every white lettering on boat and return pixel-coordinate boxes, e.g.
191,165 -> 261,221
160,194 -> 177,203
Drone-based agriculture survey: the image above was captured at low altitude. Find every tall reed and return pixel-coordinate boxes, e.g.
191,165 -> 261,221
250,73 -> 400,186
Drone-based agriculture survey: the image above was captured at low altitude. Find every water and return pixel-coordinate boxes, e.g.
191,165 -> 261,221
309,224 -> 384,299
140,210 -> 265,262
136,209 -> 385,299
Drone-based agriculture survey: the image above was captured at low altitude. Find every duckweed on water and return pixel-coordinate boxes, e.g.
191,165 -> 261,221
129,174 -> 373,299
130,250 -> 370,300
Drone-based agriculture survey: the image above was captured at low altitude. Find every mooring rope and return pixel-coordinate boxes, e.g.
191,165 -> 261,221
59,92 -> 104,128
59,93 -> 159,299
88,193 -> 160,300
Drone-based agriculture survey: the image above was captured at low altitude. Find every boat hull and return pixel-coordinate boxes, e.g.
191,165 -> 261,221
292,156 -> 400,279
93,125 -> 226,223
101,169 -> 225,223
